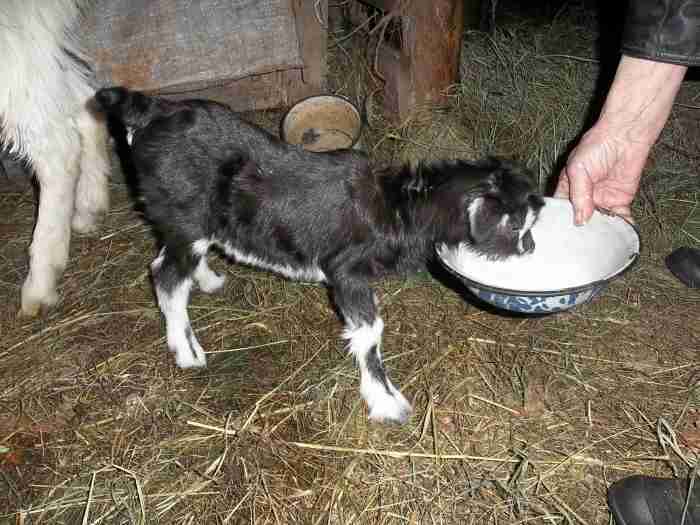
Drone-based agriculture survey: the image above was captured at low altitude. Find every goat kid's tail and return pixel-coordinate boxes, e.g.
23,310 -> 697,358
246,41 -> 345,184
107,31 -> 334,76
94,86 -> 159,130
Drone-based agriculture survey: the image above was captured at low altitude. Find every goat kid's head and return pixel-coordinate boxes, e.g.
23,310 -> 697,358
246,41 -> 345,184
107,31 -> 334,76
443,158 -> 545,260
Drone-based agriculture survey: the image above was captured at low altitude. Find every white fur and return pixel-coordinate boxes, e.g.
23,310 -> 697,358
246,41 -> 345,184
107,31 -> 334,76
193,258 -> 226,293
191,239 -> 210,256
220,242 -> 327,283
151,247 -> 166,272
153,273 -> 207,369
1,0 -> 110,315
517,207 -> 537,253
343,318 -> 412,423
467,197 -> 484,235
190,240 -> 226,292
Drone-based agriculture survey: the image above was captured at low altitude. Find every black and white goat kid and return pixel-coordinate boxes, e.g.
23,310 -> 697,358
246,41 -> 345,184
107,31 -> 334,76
96,87 -> 544,424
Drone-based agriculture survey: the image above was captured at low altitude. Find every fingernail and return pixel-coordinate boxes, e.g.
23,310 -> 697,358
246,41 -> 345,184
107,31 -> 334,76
575,211 -> 584,225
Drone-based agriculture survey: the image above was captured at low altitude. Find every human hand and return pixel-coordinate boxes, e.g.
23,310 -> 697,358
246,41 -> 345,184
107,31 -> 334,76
554,124 -> 648,225
554,56 -> 687,225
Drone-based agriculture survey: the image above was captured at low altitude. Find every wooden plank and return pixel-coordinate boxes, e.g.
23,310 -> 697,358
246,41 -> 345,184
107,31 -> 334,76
88,0 -> 304,94
160,69 -> 299,112
375,40 -> 410,117
290,0 -> 327,96
86,0 -> 327,112
183,0 -> 328,110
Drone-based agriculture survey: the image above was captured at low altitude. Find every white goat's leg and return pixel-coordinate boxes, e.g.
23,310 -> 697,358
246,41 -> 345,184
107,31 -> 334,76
73,107 -> 110,233
20,131 -> 81,316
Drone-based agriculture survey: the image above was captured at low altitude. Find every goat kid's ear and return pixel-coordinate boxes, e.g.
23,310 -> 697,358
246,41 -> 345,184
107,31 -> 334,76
467,195 -> 508,244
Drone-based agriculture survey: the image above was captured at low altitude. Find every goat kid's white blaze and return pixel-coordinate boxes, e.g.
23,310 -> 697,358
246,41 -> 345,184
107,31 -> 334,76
343,318 -> 412,423
516,207 -> 537,254
466,197 -> 484,236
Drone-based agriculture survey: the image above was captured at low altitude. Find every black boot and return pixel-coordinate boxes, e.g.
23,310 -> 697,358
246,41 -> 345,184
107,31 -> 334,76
665,247 -> 700,288
608,475 -> 700,525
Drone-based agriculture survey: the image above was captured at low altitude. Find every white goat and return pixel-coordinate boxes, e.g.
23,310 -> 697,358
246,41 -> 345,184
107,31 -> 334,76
0,0 -> 110,316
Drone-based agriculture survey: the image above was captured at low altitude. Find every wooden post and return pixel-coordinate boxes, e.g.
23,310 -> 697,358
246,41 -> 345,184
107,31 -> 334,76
364,0 -> 464,120
409,1 -> 464,111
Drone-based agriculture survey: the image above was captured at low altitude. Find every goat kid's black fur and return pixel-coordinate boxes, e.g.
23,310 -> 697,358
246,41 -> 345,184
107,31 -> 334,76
95,86 -> 544,424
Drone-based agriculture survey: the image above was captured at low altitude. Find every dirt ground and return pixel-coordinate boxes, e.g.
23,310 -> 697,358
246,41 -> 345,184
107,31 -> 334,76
1,1 -> 699,524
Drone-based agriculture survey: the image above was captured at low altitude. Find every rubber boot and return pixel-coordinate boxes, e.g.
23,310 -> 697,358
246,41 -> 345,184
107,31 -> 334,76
665,247 -> 700,288
608,475 -> 700,525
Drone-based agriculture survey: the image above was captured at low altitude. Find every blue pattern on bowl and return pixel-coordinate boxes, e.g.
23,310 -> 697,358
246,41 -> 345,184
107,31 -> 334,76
468,284 -> 607,314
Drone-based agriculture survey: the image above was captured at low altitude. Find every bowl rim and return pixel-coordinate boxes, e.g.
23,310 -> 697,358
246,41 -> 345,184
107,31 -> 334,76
435,212 -> 642,297
280,94 -> 364,149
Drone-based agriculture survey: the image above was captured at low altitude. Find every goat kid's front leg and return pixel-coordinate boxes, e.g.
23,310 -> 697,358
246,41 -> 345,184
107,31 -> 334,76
20,130 -> 81,316
151,247 -> 207,368
334,279 -> 412,424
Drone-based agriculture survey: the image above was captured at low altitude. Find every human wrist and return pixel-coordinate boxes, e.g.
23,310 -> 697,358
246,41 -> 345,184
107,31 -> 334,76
596,56 -> 687,144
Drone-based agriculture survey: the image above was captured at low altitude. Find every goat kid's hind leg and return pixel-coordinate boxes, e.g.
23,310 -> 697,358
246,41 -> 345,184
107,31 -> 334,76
335,280 -> 412,424
20,130 -> 81,316
73,105 -> 110,234
191,241 -> 225,293
151,246 -> 207,368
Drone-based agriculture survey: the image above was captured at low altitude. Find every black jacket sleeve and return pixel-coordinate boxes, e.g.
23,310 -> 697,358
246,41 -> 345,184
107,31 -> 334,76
622,0 -> 700,66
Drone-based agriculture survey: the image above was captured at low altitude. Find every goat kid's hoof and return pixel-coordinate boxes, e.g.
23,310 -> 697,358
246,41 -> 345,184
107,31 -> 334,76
367,392 -> 413,425
171,345 -> 207,369
173,353 -> 207,369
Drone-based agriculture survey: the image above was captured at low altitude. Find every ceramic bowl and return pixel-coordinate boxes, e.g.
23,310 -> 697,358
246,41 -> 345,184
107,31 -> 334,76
436,198 -> 641,314
281,95 -> 363,152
